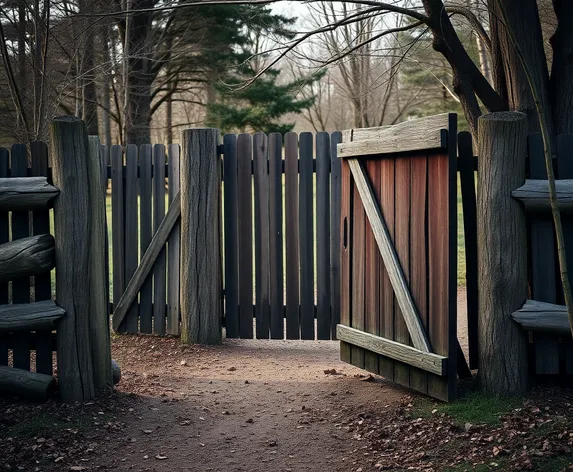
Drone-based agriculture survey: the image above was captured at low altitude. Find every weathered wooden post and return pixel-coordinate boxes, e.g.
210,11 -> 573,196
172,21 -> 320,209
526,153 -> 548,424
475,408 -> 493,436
180,128 -> 222,344
477,111 -> 529,395
51,117 -> 111,402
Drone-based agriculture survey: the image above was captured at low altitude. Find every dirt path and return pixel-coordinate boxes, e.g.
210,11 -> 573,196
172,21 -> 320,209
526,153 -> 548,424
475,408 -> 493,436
94,337 -> 407,472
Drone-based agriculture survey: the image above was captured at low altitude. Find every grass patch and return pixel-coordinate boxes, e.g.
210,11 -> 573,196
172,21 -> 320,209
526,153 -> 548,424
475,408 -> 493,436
413,392 -> 522,426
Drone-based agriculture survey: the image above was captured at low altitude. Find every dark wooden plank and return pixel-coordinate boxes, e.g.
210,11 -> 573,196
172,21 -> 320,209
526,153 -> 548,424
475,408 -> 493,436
364,160 -> 380,373
379,158 -> 395,380
340,158 -> 352,363
223,134 -> 240,338
316,132 -> 331,340
458,131 -> 478,369
111,145 -> 126,332
351,163 -> 366,368
100,144 -> 110,336
253,133 -> 270,339
528,133 -> 559,374
237,134 -> 253,339
268,133 -> 284,339
555,133 -> 573,374
299,132 -> 315,340
285,132 -> 300,339
167,144 -> 181,335
139,144 -> 153,334
428,152 -> 451,401
330,132 -> 342,339
11,144 -> 31,370
153,144 -> 166,335
31,141 -> 53,375
409,154 -> 428,394
123,144 -> 139,333
0,148 -> 8,366
394,156 -> 411,387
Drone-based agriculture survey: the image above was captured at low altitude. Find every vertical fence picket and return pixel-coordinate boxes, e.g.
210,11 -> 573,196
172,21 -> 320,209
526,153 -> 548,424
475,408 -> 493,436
11,144 -> 30,370
237,134 -> 254,339
167,144 -> 181,335
285,133 -> 300,339
139,145 -> 153,333
316,132 -> 331,340
254,133 -> 270,338
268,133 -> 284,339
223,134 -> 240,338
0,148 -> 8,366
31,141 -> 53,375
527,134 -> 559,374
124,145 -> 139,333
330,132 -> 342,339
111,145 -> 125,331
555,134 -> 573,374
100,145 -> 110,318
153,144 -> 167,335
299,133 -> 314,340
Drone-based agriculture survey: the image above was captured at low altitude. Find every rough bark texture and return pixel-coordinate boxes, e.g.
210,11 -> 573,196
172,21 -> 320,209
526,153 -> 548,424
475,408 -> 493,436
0,365 -> 55,400
0,234 -> 54,282
51,116 -> 101,402
0,177 -> 59,210
180,128 -> 222,345
477,111 -> 529,395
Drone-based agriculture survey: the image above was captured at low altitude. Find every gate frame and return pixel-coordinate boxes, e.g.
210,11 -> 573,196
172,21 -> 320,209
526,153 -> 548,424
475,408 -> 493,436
337,113 -> 459,401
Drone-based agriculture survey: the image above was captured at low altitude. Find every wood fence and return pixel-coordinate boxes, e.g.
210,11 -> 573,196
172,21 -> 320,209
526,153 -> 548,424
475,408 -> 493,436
106,132 -> 343,340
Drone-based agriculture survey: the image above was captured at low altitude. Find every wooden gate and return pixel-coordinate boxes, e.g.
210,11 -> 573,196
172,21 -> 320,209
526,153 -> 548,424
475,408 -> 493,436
337,114 -> 459,401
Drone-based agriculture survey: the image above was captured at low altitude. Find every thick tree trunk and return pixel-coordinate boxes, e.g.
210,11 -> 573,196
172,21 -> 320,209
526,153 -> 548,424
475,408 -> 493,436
124,0 -> 154,146
477,112 -> 529,395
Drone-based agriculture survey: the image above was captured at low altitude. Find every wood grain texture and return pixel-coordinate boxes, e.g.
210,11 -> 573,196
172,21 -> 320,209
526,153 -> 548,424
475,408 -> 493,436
124,144 -> 139,333
512,179 -> 573,212
268,133 -> 284,339
0,365 -> 56,400
299,132 -> 315,340
51,116 -> 96,402
153,144 -> 167,335
458,132 -> 479,369
477,112 -> 529,395
316,132 -> 331,340
0,177 -> 59,210
379,158 -> 395,380
526,133 -> 559,375
223,134 -> 240,338
139,145 -> 153,334
10,144 -> 30,371
285,132 -> 300,339
87,137 -> 113,391
556,133 -> 573,373
253,133 -> 270,339
338,114 -> 450,158
337,325 -> 447,376
0,235 -> 55,281
351,174 -> 366,368
167,144 -> 181,335
0,148 -> 8,366
409,155 -> 428,394
180,128 -> 222,344
511,300 -> 571,335
31,141 -> 54,375
330,132 -> 342,339
111,145 -> 125,329
340,159 -> 352,363
112,192 -> 181,332
347,159 -> 431,353
394,156 -> 412,387
237,134 -> 254,339
0,301 -> 65,332
364,160 -> 380,373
